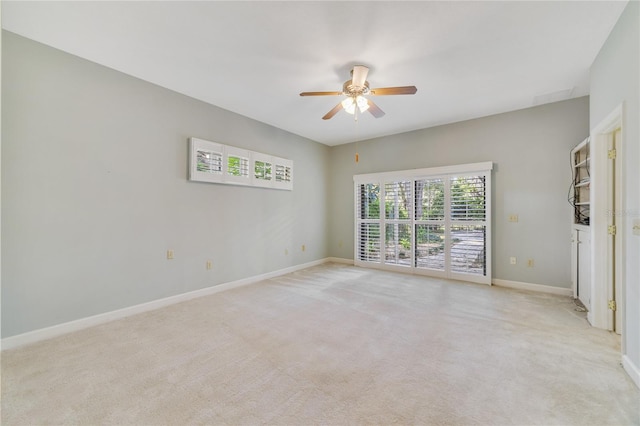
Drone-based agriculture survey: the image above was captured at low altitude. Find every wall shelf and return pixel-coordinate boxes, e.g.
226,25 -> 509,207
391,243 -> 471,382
571,137 -> 590,226
574,158 -> 590,168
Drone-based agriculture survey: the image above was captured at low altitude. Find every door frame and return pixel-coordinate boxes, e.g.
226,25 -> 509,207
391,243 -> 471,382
353,162 -> 493,284
589,104 -> 625,344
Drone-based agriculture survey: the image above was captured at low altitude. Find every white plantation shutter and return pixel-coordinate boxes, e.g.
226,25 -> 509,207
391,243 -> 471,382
450,225 -> 487,275
197,150 -> 223,173
354,163 -> 492,284
415,178 -> 446,273
415,224 -> 446,271
384,181 -> 412,220
450,176 -> 486,221
254,161 -> 272,180
225,146 -> 250,185
252,153 -> 273,188
188,137 -> 293,190
415,178 -> 445,221
189,138 -> 224,183
273,158 -> 293,190
358,223 -> 381,262
384,181 -> 412,267
356,183 -> 381,262
449,175 -> 488,278
357,183 -> 380,220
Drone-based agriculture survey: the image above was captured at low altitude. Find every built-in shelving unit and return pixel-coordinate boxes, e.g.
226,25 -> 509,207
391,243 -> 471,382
571,137 -> 590,226
570,137 -> 590,305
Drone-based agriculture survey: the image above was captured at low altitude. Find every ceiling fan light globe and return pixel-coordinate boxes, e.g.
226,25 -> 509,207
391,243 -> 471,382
356,96 -> 369,113
341,97 -> 356,114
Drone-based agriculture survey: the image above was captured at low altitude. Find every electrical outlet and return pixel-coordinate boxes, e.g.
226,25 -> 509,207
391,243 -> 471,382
527,259 -> 534,267
510,257 -> 517,265
206,260 -> 213,270
633,220 -> 640,236
301,245 -> 306,252
508,214 -> 519,223
167,250 -> 174,260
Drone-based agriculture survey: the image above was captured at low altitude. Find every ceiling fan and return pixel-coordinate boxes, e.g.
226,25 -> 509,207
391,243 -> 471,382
300,65 -> 417,120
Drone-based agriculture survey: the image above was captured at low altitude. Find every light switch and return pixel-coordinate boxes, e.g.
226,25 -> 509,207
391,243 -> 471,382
508,214 -> 519,223
633,220 -> 640,236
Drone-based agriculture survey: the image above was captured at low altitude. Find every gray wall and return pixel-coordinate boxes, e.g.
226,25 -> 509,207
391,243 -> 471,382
2,32 -> 330,338
0,28 -> 604,340
590,1 -> 640,379
328,97 -> 590,288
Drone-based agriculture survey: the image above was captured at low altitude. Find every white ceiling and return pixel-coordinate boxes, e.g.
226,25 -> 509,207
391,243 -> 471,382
2,1 -> 628,146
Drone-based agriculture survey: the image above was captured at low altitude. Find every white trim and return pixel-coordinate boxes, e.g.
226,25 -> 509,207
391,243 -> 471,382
333,263 -> 570,297
622,355 -> 640,389
326,257 -> 354,265
589,104 -> 624,332
1,258 -> 327,351
353,161 -> 493,183
492,278 -> 573,296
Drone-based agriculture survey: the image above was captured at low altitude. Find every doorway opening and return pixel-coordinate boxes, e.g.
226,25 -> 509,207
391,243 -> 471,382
590,104 -> 624,344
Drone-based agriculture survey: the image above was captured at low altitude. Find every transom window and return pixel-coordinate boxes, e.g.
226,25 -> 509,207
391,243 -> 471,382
188,137 -> 292,190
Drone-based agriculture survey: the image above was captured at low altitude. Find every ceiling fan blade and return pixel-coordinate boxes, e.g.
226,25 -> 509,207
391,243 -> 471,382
351,65 -> 369,88
367,99 -> 385,118
370,86 -> 417,95
322,102 -> 344,120
300,91 -> 343,97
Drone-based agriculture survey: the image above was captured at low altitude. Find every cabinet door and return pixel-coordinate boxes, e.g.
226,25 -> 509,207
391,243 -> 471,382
577,230 -> 591,309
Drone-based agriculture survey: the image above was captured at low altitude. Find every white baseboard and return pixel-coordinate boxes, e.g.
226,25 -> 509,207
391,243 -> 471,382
1,258 -> 329,351
622,355 -> 640,389
325,257 -> 354,265
0,261 -> 582,350
492,278 -> 572,296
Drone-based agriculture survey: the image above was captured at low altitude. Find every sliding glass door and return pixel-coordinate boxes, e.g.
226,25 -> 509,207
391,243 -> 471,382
447,174 -> 488,281
354,163 -> 492,284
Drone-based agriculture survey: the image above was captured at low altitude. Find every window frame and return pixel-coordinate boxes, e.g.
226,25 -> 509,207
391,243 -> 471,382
188,137 -> 293,191
354,162 -> 493,284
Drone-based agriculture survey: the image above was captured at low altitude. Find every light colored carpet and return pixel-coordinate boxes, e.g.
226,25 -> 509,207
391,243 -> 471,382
2,263 -> 639,425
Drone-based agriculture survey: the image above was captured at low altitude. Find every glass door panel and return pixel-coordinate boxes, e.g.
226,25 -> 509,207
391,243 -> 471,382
385,223 -> 412,267
450,225 -> 486,275
357,223 -> 381,262
415,224 -> 445,270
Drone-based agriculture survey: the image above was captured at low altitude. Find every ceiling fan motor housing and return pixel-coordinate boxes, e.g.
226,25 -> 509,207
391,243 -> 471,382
343,80 -> 370,97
